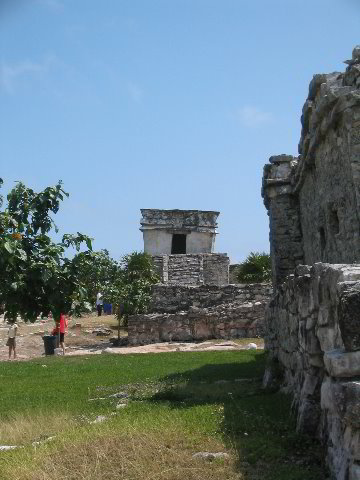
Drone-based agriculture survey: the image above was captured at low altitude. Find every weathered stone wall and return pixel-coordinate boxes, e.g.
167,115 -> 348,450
263,264 -> 360,480
152,253 -> 229,286
128,283 -> 272,345
229,264 -> 240,283
262,47 -> 360,288
262,48 -> 360,480
298,71 -> 360,266
262,155 -> 304,287
203,254 -> 230,285
149,283 -> 272,313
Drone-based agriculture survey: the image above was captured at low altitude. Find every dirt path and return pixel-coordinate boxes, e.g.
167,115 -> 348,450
0,314 -> 263,361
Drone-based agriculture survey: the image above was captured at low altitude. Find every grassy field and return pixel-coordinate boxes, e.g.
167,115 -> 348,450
0,351 -> 326,480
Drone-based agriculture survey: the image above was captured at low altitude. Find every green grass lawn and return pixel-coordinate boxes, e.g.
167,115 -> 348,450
0,351 -> 326,480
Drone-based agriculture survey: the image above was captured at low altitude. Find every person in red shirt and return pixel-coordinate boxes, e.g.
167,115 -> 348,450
52,313 -> 68,355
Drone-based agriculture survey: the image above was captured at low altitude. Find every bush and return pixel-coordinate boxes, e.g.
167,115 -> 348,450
236,252 -> 271,284
114,252 -> 160,323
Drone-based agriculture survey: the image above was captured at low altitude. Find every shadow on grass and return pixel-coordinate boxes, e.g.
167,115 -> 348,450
149,353 -> 327,480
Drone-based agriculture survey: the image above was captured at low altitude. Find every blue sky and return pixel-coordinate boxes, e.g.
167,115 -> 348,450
0,0 -> 359,262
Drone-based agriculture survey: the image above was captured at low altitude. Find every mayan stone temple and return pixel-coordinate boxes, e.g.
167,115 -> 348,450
140,209 -> 229,285
140,209 -> 219,255
128,208 -> 272,348
262,47 -> 360,480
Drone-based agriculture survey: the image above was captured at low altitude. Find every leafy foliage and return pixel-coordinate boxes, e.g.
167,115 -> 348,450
0,180 -> 159,323
236,251 -> 272,284
114,252 -> 160,322
72,249 -> 120,307
70,250 -> 159,325
0,180 -> 93,321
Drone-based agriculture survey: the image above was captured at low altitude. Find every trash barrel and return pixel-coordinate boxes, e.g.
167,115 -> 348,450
43,335 -> 57,355
103,303 -> 112,314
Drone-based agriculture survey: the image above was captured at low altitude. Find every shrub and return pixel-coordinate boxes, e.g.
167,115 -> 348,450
236,251 -> 271,284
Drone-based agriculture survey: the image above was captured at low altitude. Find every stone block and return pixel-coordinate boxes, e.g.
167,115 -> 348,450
306,313 -> 317,330
301,373 -> 320,397
349,464 -> 360,480
324,349 -> 360,377
338,289 -> 360,351
316,326 -> 340,352
193,321 -> 212,340
296,399 -> 321,435
321,376 -> 336,412
342,382 -> 360,428
306,329 -> 322,355
289,313 -> 299,332
318,306 -> 331,326
351,433 -> 360,461
308,353 -> 324,367
321,378 -> 360,426
295,265 -> 312,276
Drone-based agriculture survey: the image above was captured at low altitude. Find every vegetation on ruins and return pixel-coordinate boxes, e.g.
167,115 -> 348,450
0,179 -> 93,321
236,251 -> 271,284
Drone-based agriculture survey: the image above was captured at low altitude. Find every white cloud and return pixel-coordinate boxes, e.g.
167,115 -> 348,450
237,106 -> 273,128
127,82 -> 143,103
37,0 -> 64,11
0,60 -> 46,93
0,56 -> 58,94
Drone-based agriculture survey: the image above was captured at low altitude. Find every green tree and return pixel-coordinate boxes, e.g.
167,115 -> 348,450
236,251 -> 271,284
114,252 -> 159,326
72,249 -> 120,308
0,180 -> 93,321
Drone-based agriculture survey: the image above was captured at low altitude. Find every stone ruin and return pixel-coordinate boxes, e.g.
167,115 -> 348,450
128,209 -> 272,345
141,209 -> 219,256
140,209 -> 229,286
262,47 -> 360,480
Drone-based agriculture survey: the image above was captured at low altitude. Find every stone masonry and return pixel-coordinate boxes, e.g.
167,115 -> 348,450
141,209 -> 230,286
140,209 -> 219,255
262,47 -> 360,480
128,283 -> 272,345
264,264 -> 360,480
262,47 -> 360,287
152,253 -> 229,286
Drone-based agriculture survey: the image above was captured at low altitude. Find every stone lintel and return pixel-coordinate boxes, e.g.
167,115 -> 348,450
140,209 -> 219,227
140,225 -> 217,234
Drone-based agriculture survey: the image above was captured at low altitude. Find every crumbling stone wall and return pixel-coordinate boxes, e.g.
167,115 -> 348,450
128,283 -> 272,345
263,264 -> 360,480
262,47 -> 360,286
262,47 -> 360,480
262,155 -> 304,287
149,283 -> 272,313
152,253 -> 229,286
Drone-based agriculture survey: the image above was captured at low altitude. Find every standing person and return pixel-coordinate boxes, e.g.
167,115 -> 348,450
6,319 -> 18,360
59,313 -> 68,355
52,313 -> 68,355
96,292 -> 103,316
